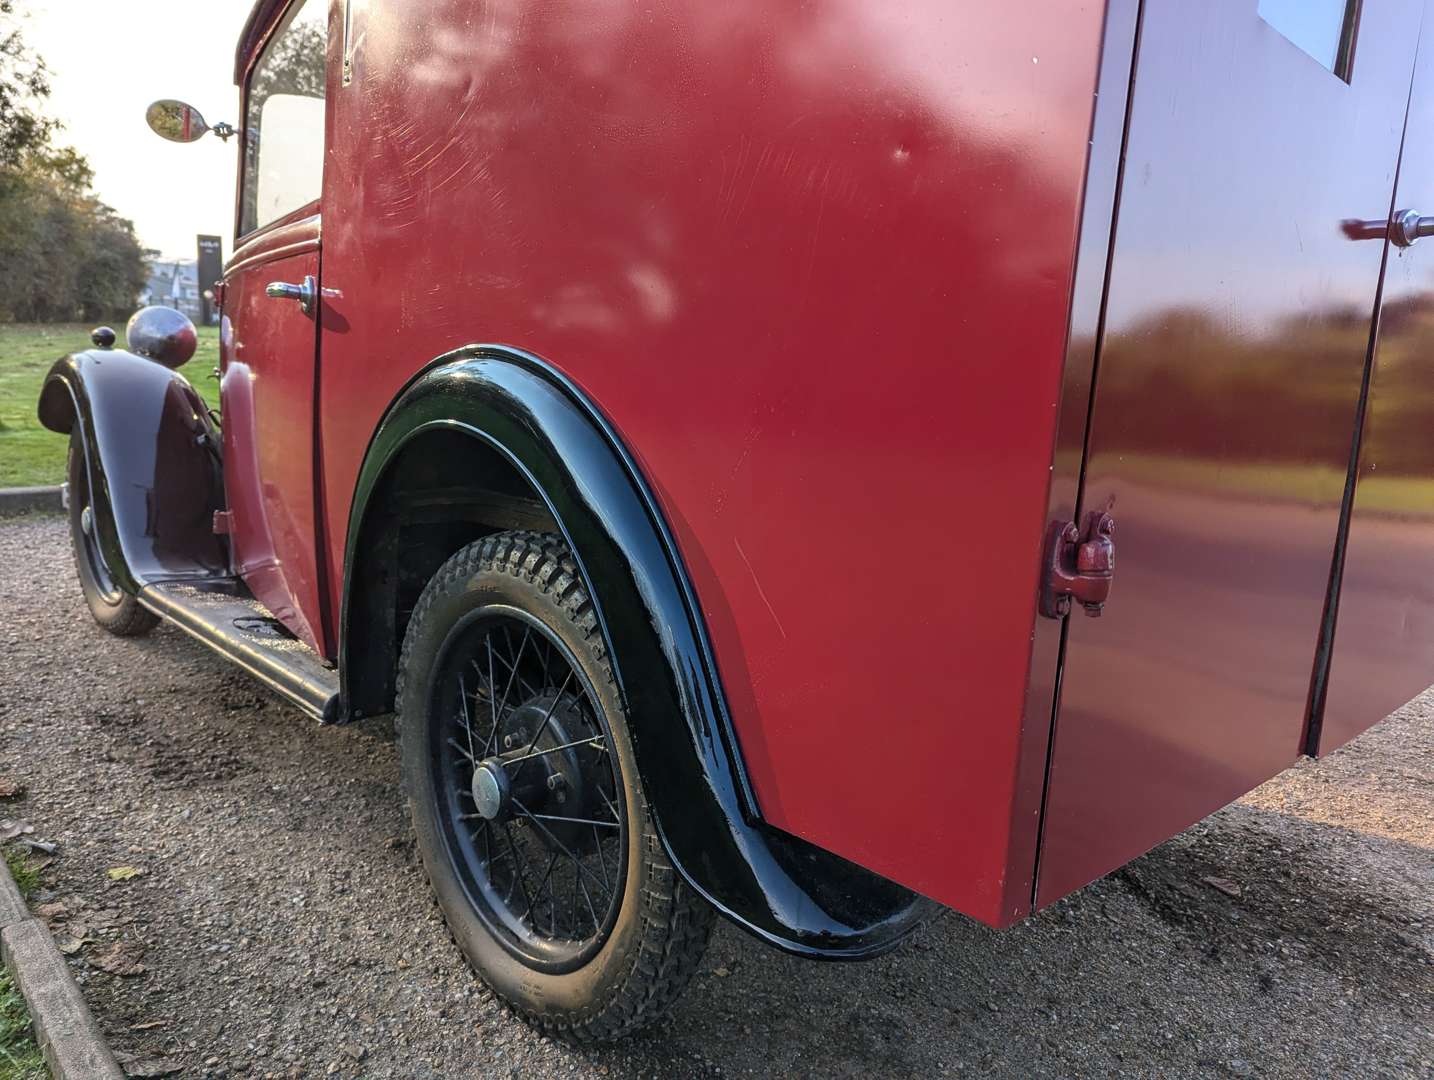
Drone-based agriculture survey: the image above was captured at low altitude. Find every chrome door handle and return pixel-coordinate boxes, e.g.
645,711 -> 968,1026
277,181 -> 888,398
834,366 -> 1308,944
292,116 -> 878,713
1390,209 -> 1434,248
265,275 -> 316,314
1342,209 -> 1434,247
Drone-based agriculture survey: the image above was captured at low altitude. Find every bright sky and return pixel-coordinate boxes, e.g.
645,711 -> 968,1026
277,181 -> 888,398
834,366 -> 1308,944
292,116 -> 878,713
24,1 -> 255,261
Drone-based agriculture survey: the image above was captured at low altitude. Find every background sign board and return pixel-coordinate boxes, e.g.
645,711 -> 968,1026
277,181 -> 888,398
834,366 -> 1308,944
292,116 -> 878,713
197,235 -> 224,325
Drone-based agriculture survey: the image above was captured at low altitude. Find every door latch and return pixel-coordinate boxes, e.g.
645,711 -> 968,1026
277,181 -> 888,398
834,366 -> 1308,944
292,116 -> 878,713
1040,511 -> 1116,619
265,275 -> 316,316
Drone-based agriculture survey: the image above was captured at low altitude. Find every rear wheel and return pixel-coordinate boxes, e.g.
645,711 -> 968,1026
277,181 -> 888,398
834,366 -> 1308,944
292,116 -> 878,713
66,435 -> 158,637
397,531 -> 714,1043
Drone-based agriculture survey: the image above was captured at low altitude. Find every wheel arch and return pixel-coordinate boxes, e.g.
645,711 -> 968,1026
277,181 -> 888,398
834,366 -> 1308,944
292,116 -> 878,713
36,348 -> 227,591
341,344 -> 933,958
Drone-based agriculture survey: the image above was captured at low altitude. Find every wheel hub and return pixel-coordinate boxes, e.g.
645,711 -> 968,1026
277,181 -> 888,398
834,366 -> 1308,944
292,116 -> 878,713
470,758 -> 510,820
468,695 -> 596,837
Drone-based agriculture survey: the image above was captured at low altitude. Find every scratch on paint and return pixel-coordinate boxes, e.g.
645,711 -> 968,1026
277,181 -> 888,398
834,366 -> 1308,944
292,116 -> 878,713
733,537 -> 786,640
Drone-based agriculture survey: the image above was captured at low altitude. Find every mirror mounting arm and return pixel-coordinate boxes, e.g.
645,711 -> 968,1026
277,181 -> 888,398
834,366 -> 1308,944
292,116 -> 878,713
211,122 -> 237,143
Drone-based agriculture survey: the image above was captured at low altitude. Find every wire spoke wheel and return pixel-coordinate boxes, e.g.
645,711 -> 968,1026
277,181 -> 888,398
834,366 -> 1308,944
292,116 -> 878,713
400,532 -> 713,1042
428,607 -> 627,972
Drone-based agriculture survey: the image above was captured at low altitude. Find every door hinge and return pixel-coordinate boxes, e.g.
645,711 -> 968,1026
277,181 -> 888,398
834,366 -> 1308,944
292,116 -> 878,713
213,510 -> 234,536
1040,511 -> 1116,619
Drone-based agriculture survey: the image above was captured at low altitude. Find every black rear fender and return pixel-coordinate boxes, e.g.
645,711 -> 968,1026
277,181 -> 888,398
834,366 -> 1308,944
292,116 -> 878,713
342,345 -> 932,959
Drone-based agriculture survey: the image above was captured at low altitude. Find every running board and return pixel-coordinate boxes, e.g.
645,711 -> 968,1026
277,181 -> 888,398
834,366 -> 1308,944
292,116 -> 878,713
138,581 -> 339,722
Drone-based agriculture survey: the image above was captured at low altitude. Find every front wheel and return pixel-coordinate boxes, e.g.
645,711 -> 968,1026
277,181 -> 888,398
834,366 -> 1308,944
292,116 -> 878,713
66,434 -> 158,637
397,531 -> 714,1043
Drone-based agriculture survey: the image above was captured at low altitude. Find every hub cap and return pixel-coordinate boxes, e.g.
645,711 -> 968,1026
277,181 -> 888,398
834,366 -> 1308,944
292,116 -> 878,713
470,759 -> 508,820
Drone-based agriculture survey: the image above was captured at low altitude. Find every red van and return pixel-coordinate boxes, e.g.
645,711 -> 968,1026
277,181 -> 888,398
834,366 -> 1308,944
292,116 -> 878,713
36,0 -> 1434,1043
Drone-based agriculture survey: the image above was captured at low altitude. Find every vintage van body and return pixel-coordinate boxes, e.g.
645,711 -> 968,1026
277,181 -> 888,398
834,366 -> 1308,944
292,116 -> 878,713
36,0 -> 1434,1040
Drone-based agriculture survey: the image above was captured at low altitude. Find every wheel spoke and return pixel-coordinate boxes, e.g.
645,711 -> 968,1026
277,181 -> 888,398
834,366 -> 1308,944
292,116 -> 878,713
599,789 -> 621,822
500,821 -> 534,911
570,858 -> 580,938
499,625 -> 539,698
494,626 -> 530,720
472,819 -> 519,902
447,736 -> 476,765
576,870 -> 600,932
502,733 -> 604,767
478,818 -> 494,875
523,851 -> 560,926
527,811 -> 619,829
483,638 -> 500,756
509,669 -> 575,784
458,673 -> 477,761
510,798 -> 610,893
592,825 -> 610,890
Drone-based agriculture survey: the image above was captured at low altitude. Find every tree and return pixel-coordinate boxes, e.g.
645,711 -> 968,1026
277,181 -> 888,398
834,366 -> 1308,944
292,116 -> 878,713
249,18 -> 326,104
0,1 -> 148,322
0,0 -> 53,168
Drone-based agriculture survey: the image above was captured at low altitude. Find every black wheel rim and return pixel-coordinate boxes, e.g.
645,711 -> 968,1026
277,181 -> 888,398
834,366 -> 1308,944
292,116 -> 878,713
427,606 -> 627,973
71,453 -> 122,605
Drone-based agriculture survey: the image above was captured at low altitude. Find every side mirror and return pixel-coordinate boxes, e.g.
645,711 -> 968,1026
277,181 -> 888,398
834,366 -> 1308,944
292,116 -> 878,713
145,99 -> 235,143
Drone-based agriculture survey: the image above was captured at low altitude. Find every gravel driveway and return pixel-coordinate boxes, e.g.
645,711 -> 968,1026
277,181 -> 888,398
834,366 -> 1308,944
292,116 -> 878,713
0,513 -> 1430,1079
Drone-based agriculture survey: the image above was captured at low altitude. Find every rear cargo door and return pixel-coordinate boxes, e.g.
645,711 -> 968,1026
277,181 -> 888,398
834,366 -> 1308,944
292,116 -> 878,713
1038,0 -> 1421,905
1319,26 -> 1434,753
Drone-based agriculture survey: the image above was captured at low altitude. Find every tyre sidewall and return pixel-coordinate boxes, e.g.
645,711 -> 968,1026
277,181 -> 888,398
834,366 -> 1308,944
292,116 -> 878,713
399,560 -> 648,1020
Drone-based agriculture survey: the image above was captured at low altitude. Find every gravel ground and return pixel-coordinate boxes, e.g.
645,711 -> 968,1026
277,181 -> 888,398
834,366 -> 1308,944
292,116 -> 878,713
0,512 -> 1430,1079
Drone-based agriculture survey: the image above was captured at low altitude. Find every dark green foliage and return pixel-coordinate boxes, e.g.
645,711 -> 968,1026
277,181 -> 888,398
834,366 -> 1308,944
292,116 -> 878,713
1,848 -> 36,898
0,2 -> 147,323
0,0 -> 53,170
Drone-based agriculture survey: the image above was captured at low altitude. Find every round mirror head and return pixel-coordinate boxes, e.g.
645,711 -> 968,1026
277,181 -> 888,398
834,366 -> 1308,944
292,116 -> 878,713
126,306 -> 197,369
145,100 -> 210,143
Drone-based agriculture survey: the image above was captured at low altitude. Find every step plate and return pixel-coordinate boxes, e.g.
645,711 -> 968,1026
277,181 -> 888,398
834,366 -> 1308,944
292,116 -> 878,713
138,581 -> 339,722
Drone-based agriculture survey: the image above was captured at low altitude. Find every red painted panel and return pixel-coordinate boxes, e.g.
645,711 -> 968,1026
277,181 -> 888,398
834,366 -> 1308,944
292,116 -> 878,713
221,212 -> 329,655
1037,0 -> 1419,906
317,1 -> 1105,922
1322,31 -> 1434,754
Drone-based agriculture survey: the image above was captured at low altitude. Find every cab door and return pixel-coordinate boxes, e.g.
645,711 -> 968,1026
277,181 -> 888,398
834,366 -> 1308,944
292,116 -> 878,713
1038,0 -> 1420,904
220,0 -> 331,655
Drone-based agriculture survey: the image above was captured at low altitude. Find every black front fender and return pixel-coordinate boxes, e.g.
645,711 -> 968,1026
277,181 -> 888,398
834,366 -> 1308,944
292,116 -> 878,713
343,346 -> 931,959
38,347 -> 227,590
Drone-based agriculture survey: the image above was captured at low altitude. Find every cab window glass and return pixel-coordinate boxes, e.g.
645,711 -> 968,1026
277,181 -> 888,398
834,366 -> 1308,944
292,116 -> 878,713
1257,0 -> 1359,80
240,0 -> 327,236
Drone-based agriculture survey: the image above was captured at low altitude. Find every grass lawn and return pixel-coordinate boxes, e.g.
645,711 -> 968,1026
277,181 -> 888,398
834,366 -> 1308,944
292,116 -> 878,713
0,322 -> 219,489
0,850 -> 46,1079
0,968 -> 45,1080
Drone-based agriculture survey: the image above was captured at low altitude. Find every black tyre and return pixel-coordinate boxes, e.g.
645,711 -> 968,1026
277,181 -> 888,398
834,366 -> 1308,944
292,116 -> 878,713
66,435 -> 158,637
397,530 -> 715,1043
